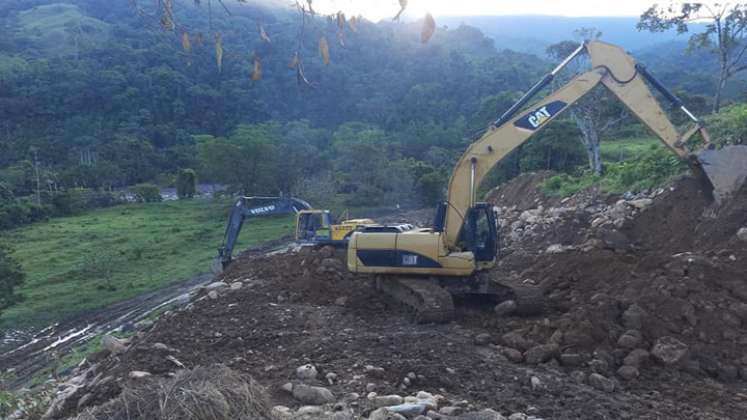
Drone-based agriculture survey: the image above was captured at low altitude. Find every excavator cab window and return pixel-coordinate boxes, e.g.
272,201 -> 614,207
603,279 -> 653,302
459,204 -> 498,262
297,211 -> 332,241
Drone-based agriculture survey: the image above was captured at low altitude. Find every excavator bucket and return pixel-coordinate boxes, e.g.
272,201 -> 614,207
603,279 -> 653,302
210,256 -> 225,275
693,144 -> 747,203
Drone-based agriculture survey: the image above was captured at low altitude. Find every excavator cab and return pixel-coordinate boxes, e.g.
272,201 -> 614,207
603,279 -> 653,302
458,203 -> 499,267
296,210 -> 332,242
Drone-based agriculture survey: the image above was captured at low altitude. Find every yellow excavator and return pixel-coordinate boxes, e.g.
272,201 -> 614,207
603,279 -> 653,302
346,40 -> 747,322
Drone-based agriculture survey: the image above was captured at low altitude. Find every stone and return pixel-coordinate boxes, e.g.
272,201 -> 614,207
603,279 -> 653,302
365,365 -> 386,378
369,408 -> 407,420
623,349 -> 650,367
388,403 -> 427,416
737,227 -> 747,242
474,333 -> 492,345
101,334 -> 128,355
297,364 -> 318,380
588,373 -> 615,392
530,376 -> 542,390
622,304 -> 647,330
494,300 -> 517,317
128,371 -> 151,379
651,336 -> 689,365
502,331 -> 533,351
502,347 -> 524,363
326,372 -> 338,384
439,406 -> 464,416
616,330 -> 642,349
153,342 -> 177,352
205,281 -> 228,290
272,406 -> 293,419
373,395 -> 404,407
617,365 -> 639,380
292,384 -> 335,405
366,383 -> 377,392
628,198 -> 653,209
589,358 -> 609,374
281,382 -> 294,393
230,281 -> 242,290
508,414 -> 528,420
524,343 -> 558,365
208,290 -> 218,300
335,296 -> 349,306
559,352 -> 587,367
569,370 -> 586,384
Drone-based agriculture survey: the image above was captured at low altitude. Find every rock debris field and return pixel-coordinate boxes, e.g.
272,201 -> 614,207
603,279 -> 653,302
35,173 -> 747,419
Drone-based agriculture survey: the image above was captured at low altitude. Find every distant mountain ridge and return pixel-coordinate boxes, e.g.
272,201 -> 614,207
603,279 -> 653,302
437,15 -> 702,55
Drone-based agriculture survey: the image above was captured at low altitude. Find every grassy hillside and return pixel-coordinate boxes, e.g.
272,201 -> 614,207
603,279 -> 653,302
2,199 -> 294,328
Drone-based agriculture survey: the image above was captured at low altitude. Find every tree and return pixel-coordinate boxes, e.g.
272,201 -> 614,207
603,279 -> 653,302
196,125 -> 280,194
638,3 -> 747,112
0,244 -> 25,316
546,29 -> 627,175
176,168 -> 197,199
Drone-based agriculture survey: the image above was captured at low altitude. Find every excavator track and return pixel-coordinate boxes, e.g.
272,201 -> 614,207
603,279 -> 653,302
376,277 -> 455,323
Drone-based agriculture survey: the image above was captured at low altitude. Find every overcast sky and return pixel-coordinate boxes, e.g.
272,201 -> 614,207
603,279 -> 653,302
313,0 -> 657,21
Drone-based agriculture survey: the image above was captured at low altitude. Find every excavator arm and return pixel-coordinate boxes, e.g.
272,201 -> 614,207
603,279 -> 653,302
442,40 -> 745,250
215,196 -> 311,271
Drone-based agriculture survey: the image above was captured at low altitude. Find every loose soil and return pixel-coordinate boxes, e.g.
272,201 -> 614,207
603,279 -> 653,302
43,174 -> 747,419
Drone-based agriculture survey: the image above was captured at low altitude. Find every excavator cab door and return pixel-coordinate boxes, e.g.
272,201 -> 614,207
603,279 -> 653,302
460,203 -> 498,263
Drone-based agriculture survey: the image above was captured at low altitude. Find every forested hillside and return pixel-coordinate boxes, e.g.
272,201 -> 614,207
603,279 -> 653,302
0,0 -> 549,218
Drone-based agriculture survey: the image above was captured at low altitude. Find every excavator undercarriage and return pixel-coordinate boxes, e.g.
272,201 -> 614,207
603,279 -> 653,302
374,274 -> 545,323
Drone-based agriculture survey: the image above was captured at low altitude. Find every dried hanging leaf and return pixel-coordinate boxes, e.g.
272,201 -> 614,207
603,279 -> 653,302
319,36 -> 330,65
348,16 -> 357,32
181,32 -> 192,54
297,61 -> 311,86
306,0 -> 315,15
215,34 -> 224,72
394,0 -> 407,21
258,23 -> 271,43
336,11 -> 345,31
161,0 -> 175,31
421,13 -> 435,44
251,55 -> 262,80
288,52 -> 300,69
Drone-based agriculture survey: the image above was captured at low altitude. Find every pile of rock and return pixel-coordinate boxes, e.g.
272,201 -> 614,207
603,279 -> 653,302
273,363 -> 542,420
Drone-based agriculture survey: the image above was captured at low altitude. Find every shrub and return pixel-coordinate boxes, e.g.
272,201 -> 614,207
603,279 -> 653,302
176,168 -> 197,199
129,184 -> 162,203
704,103 -> 747,147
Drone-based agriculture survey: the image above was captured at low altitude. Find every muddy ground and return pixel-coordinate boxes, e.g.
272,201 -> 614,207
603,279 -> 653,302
32,173 -> 747,419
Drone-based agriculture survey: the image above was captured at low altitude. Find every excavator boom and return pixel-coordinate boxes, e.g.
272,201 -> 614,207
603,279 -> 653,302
442,40 -> 746,249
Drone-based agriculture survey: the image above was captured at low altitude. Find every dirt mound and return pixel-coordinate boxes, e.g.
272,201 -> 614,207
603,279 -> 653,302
489,173 -> 747,386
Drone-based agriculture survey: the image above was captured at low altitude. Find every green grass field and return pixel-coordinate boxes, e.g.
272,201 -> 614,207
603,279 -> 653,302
2,199 -> 294,328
